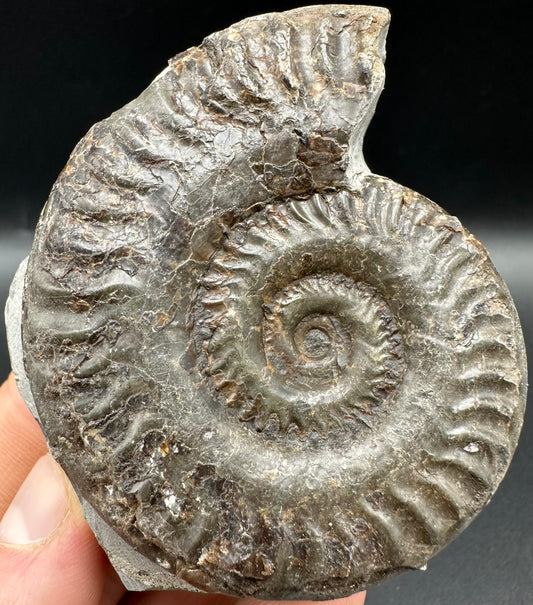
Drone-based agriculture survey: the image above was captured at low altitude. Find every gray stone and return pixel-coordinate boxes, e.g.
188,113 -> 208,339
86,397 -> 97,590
4,257 -> 37,420
7,4 -> 527,600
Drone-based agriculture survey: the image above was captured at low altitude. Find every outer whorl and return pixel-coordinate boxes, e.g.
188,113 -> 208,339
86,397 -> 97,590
17,4 -> 527,599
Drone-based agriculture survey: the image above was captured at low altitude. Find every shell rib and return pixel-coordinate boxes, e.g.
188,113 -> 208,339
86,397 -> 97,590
20,4 -> 527,600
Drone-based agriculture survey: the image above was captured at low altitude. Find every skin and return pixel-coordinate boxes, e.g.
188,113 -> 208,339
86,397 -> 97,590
0,373 -> 366,605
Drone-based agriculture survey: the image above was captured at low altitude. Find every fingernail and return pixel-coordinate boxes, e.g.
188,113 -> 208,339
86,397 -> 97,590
0,453 -> 69,544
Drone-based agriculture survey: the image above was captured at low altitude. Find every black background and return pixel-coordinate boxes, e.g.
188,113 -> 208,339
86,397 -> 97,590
0,1 -> 531,604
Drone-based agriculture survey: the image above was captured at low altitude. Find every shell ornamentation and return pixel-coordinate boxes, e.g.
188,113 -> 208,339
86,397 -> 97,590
16,5 -> 527,599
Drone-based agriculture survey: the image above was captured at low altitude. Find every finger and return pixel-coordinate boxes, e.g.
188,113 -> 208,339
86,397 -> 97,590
0,454 -> 126,605
237,593 -> 366,605
119,589 -> 365,605
0,375 -> 127,605
119,590 -> 238,605
0,373 -> 48,516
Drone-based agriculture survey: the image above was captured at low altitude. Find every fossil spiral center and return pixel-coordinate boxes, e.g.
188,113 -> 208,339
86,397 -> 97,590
194,265 -> 405,437
296,324 -> 333,360
190,198 -> 410,438
262,282 -> 359,390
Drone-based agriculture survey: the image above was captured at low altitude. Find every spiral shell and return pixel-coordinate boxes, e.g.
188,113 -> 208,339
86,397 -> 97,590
20,4 -> 527,599
192,197 -> 406,438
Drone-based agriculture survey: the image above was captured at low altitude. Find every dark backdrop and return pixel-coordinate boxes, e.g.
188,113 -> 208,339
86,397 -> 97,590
1,2 -> 531,604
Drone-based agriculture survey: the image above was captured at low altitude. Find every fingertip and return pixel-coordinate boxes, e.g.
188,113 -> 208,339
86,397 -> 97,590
0,453 -> 69,544
0,452 -> 125,605
0,373 -> 28,417
1,372 -> 18,397
236,592 -> 366,605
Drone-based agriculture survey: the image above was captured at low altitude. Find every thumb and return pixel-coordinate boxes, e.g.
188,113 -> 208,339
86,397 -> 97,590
0,452 -> 121,605
0,453 -> 69,545
0,374 -> 125,605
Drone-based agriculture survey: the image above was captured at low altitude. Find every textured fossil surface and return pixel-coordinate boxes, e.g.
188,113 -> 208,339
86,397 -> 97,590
16,4 -> 527,600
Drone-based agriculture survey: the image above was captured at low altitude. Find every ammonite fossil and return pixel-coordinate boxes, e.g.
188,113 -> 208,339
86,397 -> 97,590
6,4 -> 527,599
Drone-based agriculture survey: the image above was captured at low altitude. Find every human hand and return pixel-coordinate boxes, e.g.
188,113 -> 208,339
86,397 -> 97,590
0,373 -> 366,605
